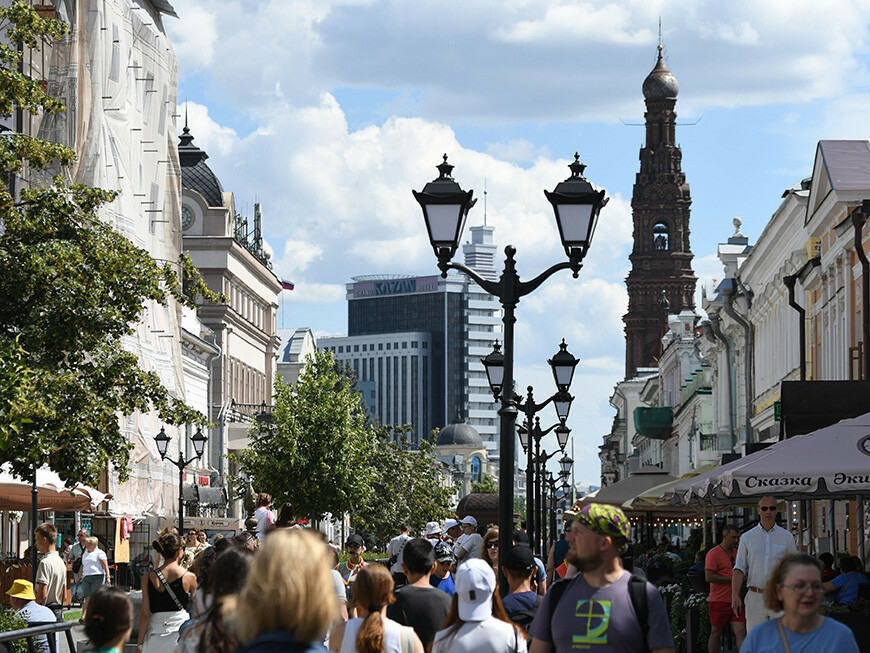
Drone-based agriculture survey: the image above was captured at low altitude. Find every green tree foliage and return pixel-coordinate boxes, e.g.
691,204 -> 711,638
231,350 -> 379,521
471,474 -> 499,494
353,428 -> 454,544
0,1 -> 222,485
234,350 -> 454,536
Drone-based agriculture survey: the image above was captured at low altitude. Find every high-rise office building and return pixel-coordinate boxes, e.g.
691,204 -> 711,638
320,225 -> 502,450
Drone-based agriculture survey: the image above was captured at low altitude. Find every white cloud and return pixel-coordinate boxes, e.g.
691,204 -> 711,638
167,4 -> 217,70
169,0 -> 870,125
282,282 -> 346,305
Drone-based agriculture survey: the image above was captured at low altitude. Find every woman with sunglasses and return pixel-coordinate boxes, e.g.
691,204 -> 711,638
480,529 -> 499,574
741,553 -> 858,652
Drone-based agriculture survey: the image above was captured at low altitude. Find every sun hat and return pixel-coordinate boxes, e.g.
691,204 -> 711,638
424,521 -> 441,537
575,503 -> 631,553
7,579 -> 35,601
455,558 -> 495,621
442,518 -> 460,534
460,515 -> 478,528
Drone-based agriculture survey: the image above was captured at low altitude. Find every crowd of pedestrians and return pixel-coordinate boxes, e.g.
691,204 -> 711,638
8,496 -> 870,653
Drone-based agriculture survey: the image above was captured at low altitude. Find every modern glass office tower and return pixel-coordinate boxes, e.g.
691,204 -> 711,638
320,226 -> 502,450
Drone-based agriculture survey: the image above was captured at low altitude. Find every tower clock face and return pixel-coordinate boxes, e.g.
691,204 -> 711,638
181,206 -> 193,230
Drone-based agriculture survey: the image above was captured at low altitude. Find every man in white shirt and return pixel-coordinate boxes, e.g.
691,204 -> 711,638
388,523 -> 412,587
731,496 -> 797,632
454,516 -> 483,566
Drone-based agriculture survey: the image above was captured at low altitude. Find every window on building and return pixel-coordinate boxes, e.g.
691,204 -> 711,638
422,342 -> 428,349
354,345 -> 359,352
402,342 -> 408,349
471,456 -> 482,483
653,222 -> 669,251
411,341 -> 418,348
378,343 -> 383,351
386,343 -> 391,350
338,346 -> 344,353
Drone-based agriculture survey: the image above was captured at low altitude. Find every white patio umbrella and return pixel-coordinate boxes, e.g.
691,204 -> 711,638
711,412 -> 870,503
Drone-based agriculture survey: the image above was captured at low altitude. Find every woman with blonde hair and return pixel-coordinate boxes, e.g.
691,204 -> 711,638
741,553 -> 858,652
329,564 -> 423,653
233,529 -> 339,653
480,529 -> 499,573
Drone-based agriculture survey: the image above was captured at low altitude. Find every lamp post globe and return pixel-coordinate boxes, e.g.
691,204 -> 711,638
154,427 -> 170,459
413,154 -> 476,274
559,454 -> 574,477
554,392 -> 573,423
544,154 -> 608,267
191,427 -> 208,458
481,341 -> 505,400
548,339 -> 578,393
555,423 -> 571,452
517,424 -> 529,454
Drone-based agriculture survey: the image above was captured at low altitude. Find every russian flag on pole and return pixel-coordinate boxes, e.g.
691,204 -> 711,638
281,279 -> 295,291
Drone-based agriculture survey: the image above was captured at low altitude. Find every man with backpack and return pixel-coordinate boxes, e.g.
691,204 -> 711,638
528,504 -> 674,653
502,545 -> 541,630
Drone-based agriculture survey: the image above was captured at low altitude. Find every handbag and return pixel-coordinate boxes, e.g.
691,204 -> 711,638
71,547 -> 84,575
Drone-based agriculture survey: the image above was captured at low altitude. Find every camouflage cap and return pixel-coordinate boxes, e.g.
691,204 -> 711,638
576,503 -> 630,553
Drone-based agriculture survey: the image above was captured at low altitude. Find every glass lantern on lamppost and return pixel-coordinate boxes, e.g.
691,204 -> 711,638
415,154 -> 607,591
155,426 -> 208,533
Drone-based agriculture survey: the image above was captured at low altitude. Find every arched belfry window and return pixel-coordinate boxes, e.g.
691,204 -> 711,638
653,222 -> 669,251
471,456 -> 482,483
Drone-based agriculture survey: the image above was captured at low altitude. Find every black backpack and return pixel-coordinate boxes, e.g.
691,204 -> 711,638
507,594 -> 543,631
547,573 -> 650,653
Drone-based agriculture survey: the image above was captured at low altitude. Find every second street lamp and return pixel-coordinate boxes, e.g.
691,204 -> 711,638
417,154 -> 607,591
154,426 -> 208,533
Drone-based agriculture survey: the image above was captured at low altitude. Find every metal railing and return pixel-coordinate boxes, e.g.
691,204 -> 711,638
0,621 -> 75,653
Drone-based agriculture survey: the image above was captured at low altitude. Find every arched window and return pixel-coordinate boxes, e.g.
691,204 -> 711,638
653,222 -> 669,251
471,456 -> 482,483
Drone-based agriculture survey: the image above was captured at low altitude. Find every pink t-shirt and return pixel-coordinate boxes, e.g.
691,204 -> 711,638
705,545 -> 736,603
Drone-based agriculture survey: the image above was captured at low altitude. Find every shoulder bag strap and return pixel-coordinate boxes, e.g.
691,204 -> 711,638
154,568 -> 186,611
628,574 -> 650,653
776,618 -> 792,653
836,573 -> 857,603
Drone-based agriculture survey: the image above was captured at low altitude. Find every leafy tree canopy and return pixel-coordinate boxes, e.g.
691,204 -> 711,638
471,474 -> 499,494
234,350 -> 454,536
0,1 -> 222,485
231,350 -> 379,521
353,428 -> 454,544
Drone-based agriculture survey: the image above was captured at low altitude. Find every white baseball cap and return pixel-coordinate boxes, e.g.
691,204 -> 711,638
442,518 -> 460,534
455,558 -> 495,621
460,515 -> 478,528
424,521 -> 441,537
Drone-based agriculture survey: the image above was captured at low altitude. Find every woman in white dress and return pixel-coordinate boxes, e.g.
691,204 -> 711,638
432,559 -> 525,653
330,564 -> 424,653
137,532 -> 197,653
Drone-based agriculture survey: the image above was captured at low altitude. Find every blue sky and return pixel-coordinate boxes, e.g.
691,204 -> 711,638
167,0 -> 870,487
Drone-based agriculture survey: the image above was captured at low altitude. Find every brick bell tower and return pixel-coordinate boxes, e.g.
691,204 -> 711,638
624,46 -> 696,379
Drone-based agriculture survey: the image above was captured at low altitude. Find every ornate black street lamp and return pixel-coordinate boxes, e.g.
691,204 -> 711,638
415,154 -> 607,590
154,426 -> 207,533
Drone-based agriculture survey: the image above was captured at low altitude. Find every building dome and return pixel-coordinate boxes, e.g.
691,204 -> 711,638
178,126 -> 224,207
436,414 -> 484,447
642,47 -> 679,101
